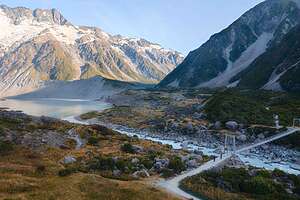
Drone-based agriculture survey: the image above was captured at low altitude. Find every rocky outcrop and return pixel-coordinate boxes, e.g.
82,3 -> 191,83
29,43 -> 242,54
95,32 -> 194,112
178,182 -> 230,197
0,5 -> 69,25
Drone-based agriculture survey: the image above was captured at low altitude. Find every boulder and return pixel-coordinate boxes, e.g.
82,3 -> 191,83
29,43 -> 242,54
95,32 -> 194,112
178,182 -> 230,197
225,121 -> 238,130
132,145 -> 144,153
224,155 -> 245,168
193,112 -> 203,120
214,121 -> 222,130
153,158 -> 169,170
131,158 -> 139,164
63,156 -> 76,164
187,159 -> 198,168
258,133 -> 265,140
113,170 -> 121,176
193,149 -> 204,156
186,122 -> 194,131
237,134 -> 247,142
132,169 -> 150,178
192,154 -> 203,161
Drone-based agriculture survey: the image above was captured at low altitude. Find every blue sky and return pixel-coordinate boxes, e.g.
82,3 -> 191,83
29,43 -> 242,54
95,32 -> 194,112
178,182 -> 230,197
1,0 -> 264,54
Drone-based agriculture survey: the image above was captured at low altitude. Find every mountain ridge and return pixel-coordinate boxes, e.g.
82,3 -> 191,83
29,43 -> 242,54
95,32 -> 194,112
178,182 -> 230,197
0,5 -> 183,98
159,0 -> 300,92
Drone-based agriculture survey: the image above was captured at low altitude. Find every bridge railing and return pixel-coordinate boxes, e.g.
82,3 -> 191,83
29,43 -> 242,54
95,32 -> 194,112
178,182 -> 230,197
236,127 -> 299,153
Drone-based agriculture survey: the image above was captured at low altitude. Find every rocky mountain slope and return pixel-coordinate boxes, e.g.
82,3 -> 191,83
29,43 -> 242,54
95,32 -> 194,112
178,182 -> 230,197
159,0 -> 300,91
231,24 -> 300,92
13,76 -> 146,100
0,5 -> 183,97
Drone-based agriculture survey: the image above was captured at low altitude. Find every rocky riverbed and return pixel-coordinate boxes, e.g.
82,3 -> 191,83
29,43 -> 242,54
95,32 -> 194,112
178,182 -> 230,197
78,116 -> 300,175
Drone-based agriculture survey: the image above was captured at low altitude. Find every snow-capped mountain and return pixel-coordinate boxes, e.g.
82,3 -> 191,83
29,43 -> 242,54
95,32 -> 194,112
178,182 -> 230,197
159,0 -> 300,91
0,5 -> 184,97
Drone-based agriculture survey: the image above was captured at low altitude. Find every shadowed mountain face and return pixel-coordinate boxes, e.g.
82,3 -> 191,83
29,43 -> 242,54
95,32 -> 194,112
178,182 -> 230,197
0,5 -> 184,97
159,0 -> 300,92
231,24 -> 300,92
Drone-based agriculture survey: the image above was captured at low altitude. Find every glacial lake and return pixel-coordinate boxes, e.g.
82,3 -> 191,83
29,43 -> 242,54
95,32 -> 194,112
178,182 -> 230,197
0,98 -> 111,119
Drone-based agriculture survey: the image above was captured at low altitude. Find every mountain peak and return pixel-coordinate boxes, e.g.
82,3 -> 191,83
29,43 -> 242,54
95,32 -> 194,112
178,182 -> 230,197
32,8 -> 69,25
0,5 -> 69,25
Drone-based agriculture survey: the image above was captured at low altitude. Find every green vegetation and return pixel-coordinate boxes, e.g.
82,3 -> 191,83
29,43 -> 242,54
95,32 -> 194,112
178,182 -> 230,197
205,89 -> 300,126
280,66 -> 300,92
58,167 -> 77,177
168,156 -> 186,173
180,167 -> 300,200
121,143 -> 135,154
273,131 -> 300,150
0,141 -> 13,155
87,136 -> 100,146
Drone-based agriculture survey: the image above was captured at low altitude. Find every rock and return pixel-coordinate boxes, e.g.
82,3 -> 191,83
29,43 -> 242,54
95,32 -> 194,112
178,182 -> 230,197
193,149 -> 204,156
225,121 -> 238,130
214,121 -> 222,130
112,157 -> 119,162
63,156 -> 76,164
193,112 -> 203,120
224,155 -> 245,168
296,157 -> 300,165
181,141 -> 189,149
237,134 -> 247,142
186,122 -> 194,131
187,159 -> 198,168
131,158 -> 139,164
192,154 -> 203,161
180,155 -> 190,162
239,124 -> 245,129
132,145 -> 144,153
132,169 -> 150,178
170,122 -> 179,129
113,170 -> 121,176
258,133 -> 265,140
286,188 -> 293,194
154,158 -> 169,170
261,144 -> 269,150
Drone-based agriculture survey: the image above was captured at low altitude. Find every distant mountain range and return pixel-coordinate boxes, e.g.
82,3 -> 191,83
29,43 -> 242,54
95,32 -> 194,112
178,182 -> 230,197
0,5 -> 183,98
159,0 -> 300,92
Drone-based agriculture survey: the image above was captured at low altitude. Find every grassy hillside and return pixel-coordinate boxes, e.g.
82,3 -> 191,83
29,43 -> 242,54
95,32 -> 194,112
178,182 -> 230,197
0,110 -> 183,200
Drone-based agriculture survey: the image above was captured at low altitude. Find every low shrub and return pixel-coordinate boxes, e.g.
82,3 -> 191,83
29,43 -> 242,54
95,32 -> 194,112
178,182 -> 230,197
58,168 -> 77,177
88,136 -> 99,146
121,143 -> 135,154
0,141 -> 13,154
88,156 -> 115,171
161,168 -> 174,178
168,156 -> 186,173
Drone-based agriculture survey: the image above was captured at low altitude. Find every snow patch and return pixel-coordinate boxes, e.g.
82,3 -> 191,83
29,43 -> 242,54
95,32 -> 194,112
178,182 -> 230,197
168,79 -> 180,87
227,80 -> 240,88
200,32 -> 274,88
263,60 -> 300,91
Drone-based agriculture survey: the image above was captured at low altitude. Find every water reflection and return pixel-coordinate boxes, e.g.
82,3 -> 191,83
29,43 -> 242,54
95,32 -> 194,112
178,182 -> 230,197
0,98 -> 110,119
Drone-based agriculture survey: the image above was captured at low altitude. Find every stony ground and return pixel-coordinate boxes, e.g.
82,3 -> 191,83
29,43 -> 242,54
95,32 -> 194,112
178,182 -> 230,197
0,109 -> 211,200
82,89 -> 300,150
